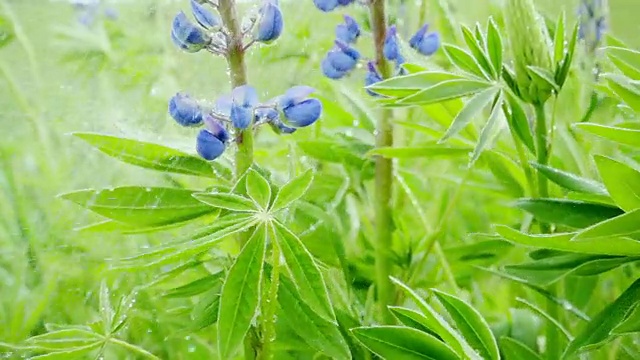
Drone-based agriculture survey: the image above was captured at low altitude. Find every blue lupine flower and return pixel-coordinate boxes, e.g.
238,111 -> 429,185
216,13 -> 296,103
321,40 -> 360,79
336,15 -> 360,44
409,24 -> 440,56
203,115 -> 230,143
171,11 -> 209,52
279,86 -> 322,127
364,61 -> 383,97
256,0 -> 284,43
168,93 -> 203,127
196,129 -> 226,160
337,0 -> 355,5
230,85 -> 260,129
313,0 -> 339,12
190,0 -> 220,29
384,25 -> 400,61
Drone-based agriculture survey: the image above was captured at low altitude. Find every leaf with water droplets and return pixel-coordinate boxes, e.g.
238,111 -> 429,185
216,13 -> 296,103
60,187 -> 215,226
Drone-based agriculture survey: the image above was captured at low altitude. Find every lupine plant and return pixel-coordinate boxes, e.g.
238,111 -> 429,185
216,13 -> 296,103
3,0 -> 640,359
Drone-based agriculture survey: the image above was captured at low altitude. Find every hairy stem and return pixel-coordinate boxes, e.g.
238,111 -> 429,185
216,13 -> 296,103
218,2 -> 259,359
218,0 -> 254,179
369,0 -> 395,324
259,226 -> 281,360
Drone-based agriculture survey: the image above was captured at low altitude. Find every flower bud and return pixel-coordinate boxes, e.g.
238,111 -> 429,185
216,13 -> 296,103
384,25 -> 400,61
313,0 -> 339,12
579,0 -> 607,54
190,0 -> 220,29
196,129 -> 226,161
336,15 -> 360,44
171,11 -> 209,52
321,40 -> 360,79
409,24 -> 440,56
504,0 -> 554,104
255,0 -> 284,43
168,93 -> 203,127
278,86 -> 322,127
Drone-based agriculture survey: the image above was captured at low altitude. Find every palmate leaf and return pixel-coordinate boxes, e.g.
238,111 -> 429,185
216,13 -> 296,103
439,86 -> 500,143
470,93 -> 503,166
73,132 -> 232,180
443,44 -> 488,79
367,71 -> 464,98
460,25 -> 496,78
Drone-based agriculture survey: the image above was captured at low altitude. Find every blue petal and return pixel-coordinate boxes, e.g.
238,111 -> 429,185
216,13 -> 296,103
256,1 -> 284,43
313,0 -> 339,12
416,32 -> 440,56
279,86 -> 315,109
335,15 -> 360,44
383,25 -> 399,61
321,57 -> 348,79
215,95 -> 233,116
409,24 -> 428,49
337,0 -> 355,5
230,104 -> 253,129
172,12 -> 208,50
196,129 -> 226,160
255,107 -> 279,122
232,85 -> 259,107
203,115 -> 230,143
168,93 -> 203,127
283,98 -> 322,127
190,0 -> 220,29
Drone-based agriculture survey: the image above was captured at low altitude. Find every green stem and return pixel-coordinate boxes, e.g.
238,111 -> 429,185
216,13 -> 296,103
218,0 -> 254,179
259,225 -> 281,360
534,103 -> 562,359
369,0 -> 395,324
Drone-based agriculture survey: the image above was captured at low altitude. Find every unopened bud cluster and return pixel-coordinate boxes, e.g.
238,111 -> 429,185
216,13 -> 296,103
313,0 -> 440,95
168,1 -> 322,161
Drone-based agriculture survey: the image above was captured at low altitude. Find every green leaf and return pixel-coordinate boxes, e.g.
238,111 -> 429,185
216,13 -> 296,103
271,169 -> 314,212
368,71 -> 464,98
162,273 -> 223,298
440,86 -> 500,142
504,92 -> 536,154
611,302 -> 640,335
217,225 -> 267,359
470,94 -> 503,166
25,328 -> 102,350
500,337 -> 543,360
574,123 -> 640,148
515,198 -> 623,228
461,25 -> 496,78
352,326 -> 459,360
515,297 -> 572,341
606,74 -> 640,112
390,278 -> 480,359
388,307 -> 437,335
297,140 -> 367,169
60,187 -> 215,226
190,289 -> 221,330
245,169 -> 271,210
486,18 -> 503,76
553,12 -> 566,65
606,46 -> 640,80
431,289 -> 500,360
571,208 -> 640,241
28,342 -> 103,360
73,132 -> 230,180
594,155 -> 640,212
531,163 -> 608,195
443,44 -> 487,79
368,145 -> 472,159
396,79 -> 494,106
274,221 -> 335,323
0,15 -> 15,48
484,152 -> 525,197
563,278 -> 640,358
277,276 -> 351,360
496,225 -> 640,256
192,192 -> 257,212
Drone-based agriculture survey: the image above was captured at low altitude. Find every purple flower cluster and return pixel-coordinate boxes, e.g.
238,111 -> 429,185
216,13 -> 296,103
168,1 -> 322,161
313,0 -> 441,96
